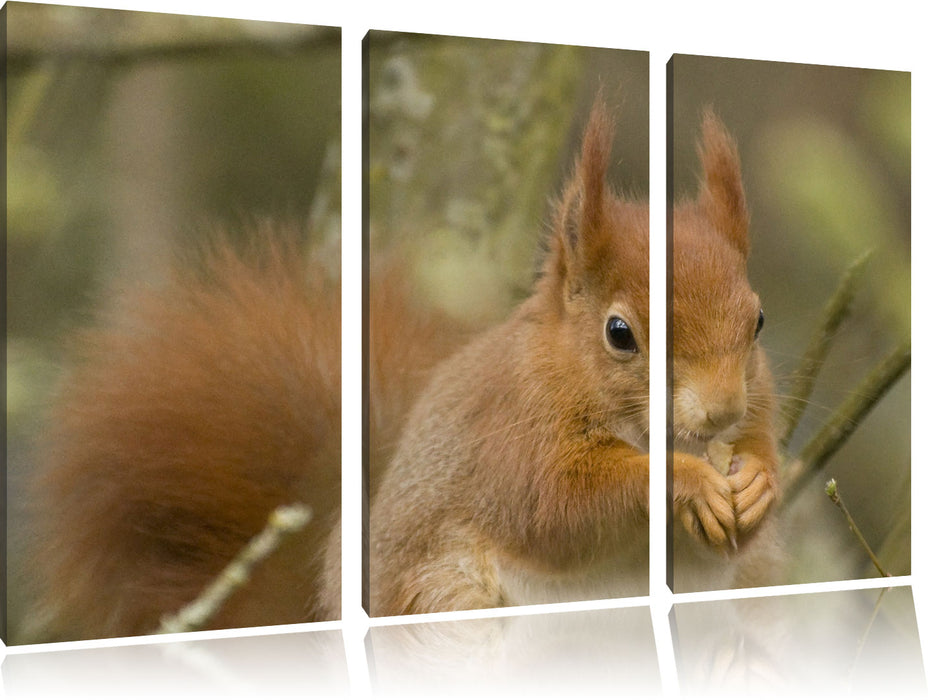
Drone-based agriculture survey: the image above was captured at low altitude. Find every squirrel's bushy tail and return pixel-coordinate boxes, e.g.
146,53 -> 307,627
22,224 -> 341,642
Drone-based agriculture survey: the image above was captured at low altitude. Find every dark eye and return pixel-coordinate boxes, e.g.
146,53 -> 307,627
606,316 -> 639,353
755,308 -> 765,339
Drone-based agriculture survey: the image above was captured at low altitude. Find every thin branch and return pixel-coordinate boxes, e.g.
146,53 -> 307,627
800,339 -> 910,467
779,250 -> 872,449
783,338 -> 910,504
824,479 -> 890,578
155,503 -> 313,635
6,30 -> 337,73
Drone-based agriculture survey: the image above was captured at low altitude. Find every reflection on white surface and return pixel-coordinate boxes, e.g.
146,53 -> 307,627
2,586 -> 926,698
2,628 -> 348,699
367,606 -> 661,698
673,585 -> 926,696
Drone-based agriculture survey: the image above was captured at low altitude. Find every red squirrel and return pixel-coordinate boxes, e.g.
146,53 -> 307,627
22,100 -> 781,641
366,101 -> 781,613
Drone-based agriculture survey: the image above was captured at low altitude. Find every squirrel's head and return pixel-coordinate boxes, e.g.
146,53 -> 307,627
534,103 -> 764,454
537,99 -> 650,449
670,110 -> 764,453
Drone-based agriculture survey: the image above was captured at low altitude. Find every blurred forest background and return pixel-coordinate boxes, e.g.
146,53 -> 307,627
671,56 -> 910,587
366,31 -> 649,328
5,2 -> 340,641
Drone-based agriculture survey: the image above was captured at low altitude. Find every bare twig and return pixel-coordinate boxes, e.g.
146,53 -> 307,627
783,339 -> 910,504
156,503 -> 312,635
801,338 -> 910,468
779,250 -> 872,449
7,31 -> 335,73
824,479 -> 890,578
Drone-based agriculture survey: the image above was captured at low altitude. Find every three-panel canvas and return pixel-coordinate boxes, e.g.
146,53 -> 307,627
3,2 -> 919,695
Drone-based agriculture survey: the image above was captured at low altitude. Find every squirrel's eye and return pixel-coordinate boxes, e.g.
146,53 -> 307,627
755,308 -> 765,339
606,316 -> 638,353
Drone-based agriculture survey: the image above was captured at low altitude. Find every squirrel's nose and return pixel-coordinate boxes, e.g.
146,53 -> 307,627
674,371 -> 748,437
703,401 -> 745,433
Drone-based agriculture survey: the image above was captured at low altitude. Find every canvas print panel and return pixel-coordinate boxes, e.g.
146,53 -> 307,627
6,2 -> 342,643
365,30 -> 651,615
667,53 -> 910,593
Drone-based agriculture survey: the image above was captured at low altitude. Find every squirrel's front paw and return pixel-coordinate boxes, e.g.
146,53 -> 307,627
672,454 -> 736,551
727,454 -> 778,533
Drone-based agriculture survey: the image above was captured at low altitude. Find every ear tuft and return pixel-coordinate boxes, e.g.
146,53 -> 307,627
552,97 -> 614,271
697,109 -> 749,257
578,98 -> 614,241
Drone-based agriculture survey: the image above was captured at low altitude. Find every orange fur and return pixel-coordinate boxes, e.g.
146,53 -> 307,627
23,224 -> 341,642
369,101 -> 781,614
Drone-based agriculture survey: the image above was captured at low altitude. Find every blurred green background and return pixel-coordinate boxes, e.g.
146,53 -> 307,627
5,2 -> 340,640
672,55 -> 911,585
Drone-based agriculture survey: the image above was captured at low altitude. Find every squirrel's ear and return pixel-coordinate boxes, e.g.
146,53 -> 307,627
697,109 -> 749,257
551,99 -> 614,281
